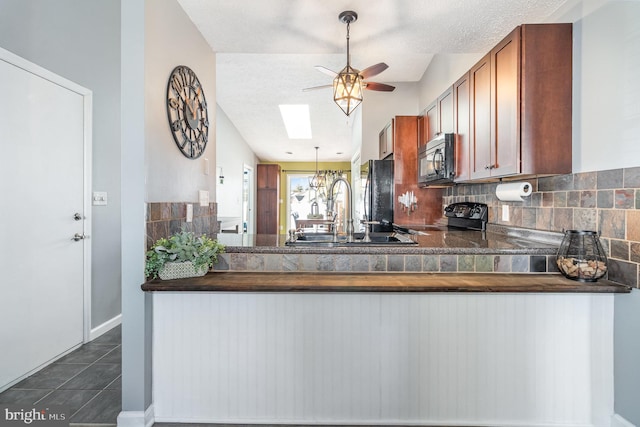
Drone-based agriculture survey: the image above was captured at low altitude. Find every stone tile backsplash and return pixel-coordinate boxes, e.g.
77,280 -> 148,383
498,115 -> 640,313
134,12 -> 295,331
443,166 -> 640,287
146,202 -> 219,249
214,252 -> 558,274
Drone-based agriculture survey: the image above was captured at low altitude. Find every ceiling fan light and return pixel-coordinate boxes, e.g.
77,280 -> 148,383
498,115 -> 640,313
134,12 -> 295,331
333,66 -> 363,116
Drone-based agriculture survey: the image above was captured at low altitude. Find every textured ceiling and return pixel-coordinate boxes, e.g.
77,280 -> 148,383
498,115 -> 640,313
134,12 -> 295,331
178,0 -> 570,162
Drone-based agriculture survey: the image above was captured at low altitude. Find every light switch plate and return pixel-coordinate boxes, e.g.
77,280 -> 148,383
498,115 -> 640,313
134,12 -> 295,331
199,190 -> 209,207
93,191 -> 108,206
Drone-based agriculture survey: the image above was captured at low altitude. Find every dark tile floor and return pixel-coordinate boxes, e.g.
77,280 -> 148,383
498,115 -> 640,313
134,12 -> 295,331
0,325 -> 121,425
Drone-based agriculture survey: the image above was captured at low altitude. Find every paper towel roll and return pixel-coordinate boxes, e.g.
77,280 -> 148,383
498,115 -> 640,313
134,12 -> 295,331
495,181 -> 532,201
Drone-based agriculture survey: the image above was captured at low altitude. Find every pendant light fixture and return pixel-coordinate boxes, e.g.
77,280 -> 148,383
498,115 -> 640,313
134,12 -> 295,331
309,146 -> 325,190
303,11 -> 395,115
333,11 -> 363,116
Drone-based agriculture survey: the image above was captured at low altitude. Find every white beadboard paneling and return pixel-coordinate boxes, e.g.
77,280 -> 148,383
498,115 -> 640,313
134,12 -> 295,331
153,292 -> 613,426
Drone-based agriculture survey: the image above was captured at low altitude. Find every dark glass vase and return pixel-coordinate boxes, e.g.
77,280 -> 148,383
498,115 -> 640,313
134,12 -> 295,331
556,230 -> 608,282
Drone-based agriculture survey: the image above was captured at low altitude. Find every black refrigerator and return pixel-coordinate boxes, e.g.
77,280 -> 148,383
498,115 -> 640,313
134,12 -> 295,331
364,159 -> 394,232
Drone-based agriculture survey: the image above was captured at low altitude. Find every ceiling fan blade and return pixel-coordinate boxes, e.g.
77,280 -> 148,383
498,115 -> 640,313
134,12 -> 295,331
314,65 -> 338,77
360,62 -> 389,79
364,81 -> 396,92
302,84 -> 333,92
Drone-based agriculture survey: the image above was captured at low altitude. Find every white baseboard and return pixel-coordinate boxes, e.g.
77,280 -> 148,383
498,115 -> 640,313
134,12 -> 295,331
89,313 -> 122,341
612,414 -> 636,427
116,404 -> 154,427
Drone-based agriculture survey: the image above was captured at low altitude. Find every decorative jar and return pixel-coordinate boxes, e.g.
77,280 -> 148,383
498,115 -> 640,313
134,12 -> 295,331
556,230 -> 608,282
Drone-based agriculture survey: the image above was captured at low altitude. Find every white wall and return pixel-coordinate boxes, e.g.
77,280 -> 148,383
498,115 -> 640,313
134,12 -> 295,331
360,82 -> 420,162
0,0 -> 122,329
568,0 -> 640,173
145,0 -> 216,202
121,0 -> 150,414
215,104 -> 258,221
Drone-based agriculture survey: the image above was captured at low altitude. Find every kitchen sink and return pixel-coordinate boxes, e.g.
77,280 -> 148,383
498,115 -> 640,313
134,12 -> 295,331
285,231 -> 417,246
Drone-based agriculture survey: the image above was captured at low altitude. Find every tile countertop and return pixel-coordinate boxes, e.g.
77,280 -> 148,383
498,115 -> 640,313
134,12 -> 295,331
214,224 -> 564,255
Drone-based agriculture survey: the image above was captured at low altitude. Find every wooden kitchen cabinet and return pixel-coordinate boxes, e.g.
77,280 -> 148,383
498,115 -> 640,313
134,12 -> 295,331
417,114 -> 427,148
453,72 -> 471,182
437,86 -> 454,135
418,100 -> 438,147
391,116 -> 443,226
469,23 -> 572,179
256,164 -> 280,234
257,163 -> 280,189
378,120 -> 394,159
469,53 -> 492,179
419,86 -> 454,148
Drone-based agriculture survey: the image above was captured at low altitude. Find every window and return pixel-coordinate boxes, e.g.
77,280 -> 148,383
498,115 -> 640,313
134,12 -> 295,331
287,172 -> 348,232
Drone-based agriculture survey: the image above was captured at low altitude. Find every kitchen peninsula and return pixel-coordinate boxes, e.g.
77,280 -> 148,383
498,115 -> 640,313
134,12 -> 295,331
144,225 -> 628,426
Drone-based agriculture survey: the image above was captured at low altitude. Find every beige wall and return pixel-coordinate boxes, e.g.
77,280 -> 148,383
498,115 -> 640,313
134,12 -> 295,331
145,0 -> 217,203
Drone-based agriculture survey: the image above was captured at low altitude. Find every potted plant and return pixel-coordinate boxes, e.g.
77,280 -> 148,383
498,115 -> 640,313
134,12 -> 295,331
145,229 -> 225,280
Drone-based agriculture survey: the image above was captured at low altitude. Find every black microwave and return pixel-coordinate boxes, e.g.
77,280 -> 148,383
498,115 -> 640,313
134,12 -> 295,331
418,133 -> 456,187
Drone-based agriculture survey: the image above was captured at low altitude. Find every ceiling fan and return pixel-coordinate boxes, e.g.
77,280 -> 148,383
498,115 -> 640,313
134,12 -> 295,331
303,10 -> 395,116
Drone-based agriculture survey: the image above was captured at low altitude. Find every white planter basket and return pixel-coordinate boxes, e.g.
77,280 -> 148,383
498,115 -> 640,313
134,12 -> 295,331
158,261 -> 208,280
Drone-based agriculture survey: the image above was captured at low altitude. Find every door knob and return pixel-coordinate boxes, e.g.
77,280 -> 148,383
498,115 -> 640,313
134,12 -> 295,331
72,233 -> 87,241
73,213 -> 83,221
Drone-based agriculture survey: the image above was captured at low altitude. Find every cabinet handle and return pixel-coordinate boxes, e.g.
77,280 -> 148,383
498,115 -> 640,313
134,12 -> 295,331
484,164 -> 496,170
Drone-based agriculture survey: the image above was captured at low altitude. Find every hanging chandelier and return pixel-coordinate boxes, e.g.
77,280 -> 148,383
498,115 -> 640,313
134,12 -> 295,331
333,11 -> 363,116
303,11 -> 395,116
309,146 -> 326,190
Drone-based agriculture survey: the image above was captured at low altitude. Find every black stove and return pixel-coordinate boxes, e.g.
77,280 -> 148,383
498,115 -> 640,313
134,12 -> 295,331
444,202 -> 488,231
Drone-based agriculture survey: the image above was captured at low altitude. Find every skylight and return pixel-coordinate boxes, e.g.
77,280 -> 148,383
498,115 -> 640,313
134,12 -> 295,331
279,104 -> 312,139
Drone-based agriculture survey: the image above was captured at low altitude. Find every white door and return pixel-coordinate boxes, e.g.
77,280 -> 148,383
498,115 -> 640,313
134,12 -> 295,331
0,48 -> 91,390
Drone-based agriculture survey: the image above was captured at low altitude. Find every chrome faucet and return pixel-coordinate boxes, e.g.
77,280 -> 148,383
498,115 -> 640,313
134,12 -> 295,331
326,177 -> 354,242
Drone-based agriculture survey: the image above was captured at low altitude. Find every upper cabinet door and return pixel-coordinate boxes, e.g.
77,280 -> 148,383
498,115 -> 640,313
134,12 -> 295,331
425,101 -> 438,143
469,53 -> 492,180
491,26 -> 521,177
453,72 -> 471,182
417,113 -> 427,148
257,164 -> 280,189
519,23 -> 572,176
437,86 -> 454,135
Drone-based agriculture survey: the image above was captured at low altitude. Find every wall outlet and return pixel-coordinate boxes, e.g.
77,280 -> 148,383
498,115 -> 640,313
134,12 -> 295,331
502,205 -> 510,222
186,203 -> 193,222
